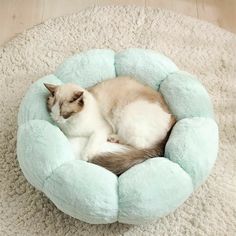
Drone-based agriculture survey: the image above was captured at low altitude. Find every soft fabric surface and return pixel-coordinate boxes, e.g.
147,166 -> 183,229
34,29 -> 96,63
17,48 -> 218,224
0,5 -> 235,235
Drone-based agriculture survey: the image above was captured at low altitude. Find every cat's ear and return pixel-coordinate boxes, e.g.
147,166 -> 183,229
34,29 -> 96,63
44,83 -> 58,95
71,91 -> 84,105
70,91 -> 84,105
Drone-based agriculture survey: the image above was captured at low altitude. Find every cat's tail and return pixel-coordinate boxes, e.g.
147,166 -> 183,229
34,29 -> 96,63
90,140 -> 166,176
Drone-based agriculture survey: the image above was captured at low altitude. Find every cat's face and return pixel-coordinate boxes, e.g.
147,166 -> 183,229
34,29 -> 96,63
44,83 -> 85,124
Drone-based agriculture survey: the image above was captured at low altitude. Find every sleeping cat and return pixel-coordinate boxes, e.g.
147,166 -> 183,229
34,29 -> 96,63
44,76 -> 175,175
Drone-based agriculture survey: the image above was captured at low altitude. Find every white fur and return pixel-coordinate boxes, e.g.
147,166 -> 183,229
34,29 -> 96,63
116,100 -> 171,149
51,102 -> 65,124
68,137 -> 88,158
55,92 -> 114,161
56,93 -> 107,134
50,86 -> 171,161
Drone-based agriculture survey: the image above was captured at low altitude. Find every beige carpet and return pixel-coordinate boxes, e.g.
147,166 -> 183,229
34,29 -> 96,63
0,5 -> 235,236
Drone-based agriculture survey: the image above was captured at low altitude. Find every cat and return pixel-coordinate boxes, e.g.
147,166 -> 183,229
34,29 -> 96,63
44,76 -> 175,175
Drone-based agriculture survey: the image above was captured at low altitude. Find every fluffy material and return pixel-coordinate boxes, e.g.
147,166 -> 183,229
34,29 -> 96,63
1,5 -> 235,235
115,48 -> 178,88
165,117 -> 218,188
17,47 -> 218,224
160,71 -> 214,120
55,49 -> 116,87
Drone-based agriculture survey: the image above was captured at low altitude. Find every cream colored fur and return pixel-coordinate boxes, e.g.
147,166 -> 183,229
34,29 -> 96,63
46,76 -> 173,163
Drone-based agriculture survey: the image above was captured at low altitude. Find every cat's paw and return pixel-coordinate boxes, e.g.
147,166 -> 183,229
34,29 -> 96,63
107,134 -> 120,143
81,149 -> 95,162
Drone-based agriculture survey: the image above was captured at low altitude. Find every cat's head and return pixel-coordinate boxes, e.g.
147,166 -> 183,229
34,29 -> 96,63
44,83 -> 85,124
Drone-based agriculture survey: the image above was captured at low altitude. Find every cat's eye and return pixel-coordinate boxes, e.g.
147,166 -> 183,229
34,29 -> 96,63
62,112 -> 74,119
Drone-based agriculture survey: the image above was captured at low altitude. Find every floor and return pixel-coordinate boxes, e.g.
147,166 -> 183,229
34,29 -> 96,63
0,0 -> 235,46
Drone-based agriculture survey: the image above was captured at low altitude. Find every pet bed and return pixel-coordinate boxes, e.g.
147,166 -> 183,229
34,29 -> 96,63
17,48 -> 218,224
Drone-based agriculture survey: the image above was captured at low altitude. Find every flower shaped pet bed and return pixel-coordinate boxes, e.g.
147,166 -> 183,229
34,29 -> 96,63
17,48 -> 218,224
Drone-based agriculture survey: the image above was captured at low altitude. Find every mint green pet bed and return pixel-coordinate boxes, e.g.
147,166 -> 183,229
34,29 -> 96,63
17,48 -> 218,224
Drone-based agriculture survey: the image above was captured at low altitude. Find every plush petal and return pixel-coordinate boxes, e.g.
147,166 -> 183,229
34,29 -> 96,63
43,161 -> 118,224
17,120 -> 74,190
115,48 -> 178,89
160,71 -> 214,120
55,49 -> 116,87
118,158 -> 193,224
165,117 -> 219,188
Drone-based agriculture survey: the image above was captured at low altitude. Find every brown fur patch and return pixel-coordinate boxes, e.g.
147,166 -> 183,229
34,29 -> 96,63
90,142 -> 166,175
60,101 -> 83,119
45,83 -> 85,119
44,83 -> 58,95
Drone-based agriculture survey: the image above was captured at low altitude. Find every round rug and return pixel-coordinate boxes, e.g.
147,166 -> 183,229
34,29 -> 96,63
0,5 -> 235,235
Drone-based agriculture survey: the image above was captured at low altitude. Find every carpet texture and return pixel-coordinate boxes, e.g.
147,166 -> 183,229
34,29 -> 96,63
0,5 -> 235,236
